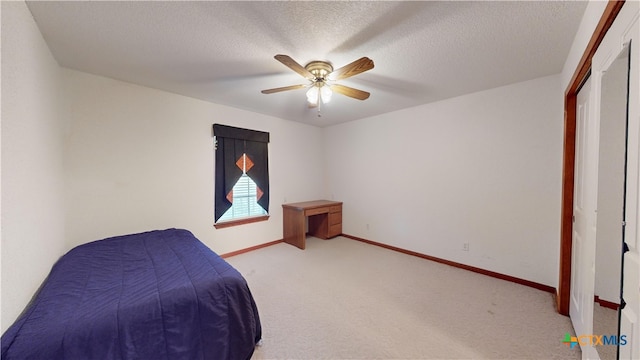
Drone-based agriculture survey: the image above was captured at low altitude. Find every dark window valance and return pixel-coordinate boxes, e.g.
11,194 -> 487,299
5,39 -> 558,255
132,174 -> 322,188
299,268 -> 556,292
213,124 -> 270,143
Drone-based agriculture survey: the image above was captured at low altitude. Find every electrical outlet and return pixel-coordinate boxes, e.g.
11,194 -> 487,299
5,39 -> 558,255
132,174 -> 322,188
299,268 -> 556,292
463,243 -> 469,251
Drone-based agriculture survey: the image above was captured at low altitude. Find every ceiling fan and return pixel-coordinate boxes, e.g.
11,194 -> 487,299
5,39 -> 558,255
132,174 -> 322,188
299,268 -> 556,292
261,54 -> 374,110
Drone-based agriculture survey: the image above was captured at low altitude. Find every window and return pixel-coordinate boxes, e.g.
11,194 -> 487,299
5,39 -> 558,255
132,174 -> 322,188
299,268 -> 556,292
213,124 -> 269,227
216,170 -> 267,222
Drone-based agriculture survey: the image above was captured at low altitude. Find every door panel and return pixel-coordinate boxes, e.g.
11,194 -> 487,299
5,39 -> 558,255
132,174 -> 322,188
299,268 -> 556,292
620,304 -> 638,359
623,253 -> 639,311
571,232 -> 586,325
571,76 -> 596,352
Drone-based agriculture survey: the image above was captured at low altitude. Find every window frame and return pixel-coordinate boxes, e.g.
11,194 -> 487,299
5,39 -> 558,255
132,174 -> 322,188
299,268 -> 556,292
213,214 -> 269,229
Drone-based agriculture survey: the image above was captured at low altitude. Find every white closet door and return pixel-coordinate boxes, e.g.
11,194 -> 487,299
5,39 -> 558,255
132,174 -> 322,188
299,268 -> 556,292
571,75 -> 597,359
591,2 -> 639,359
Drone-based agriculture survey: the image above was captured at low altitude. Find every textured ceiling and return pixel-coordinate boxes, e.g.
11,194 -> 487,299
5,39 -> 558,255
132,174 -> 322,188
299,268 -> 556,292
26,1 -> 587,127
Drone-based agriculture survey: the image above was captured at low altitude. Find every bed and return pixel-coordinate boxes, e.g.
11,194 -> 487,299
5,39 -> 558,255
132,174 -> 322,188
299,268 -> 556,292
1,228 -> 261,360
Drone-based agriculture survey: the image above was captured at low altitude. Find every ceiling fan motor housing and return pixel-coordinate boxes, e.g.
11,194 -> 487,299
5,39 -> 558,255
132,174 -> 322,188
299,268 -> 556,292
305,61 -> 333,82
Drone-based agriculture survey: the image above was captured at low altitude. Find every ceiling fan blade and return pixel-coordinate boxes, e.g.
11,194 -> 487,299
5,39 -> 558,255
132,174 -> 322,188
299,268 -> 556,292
274,54 -> 315,80
330,84 -> 370,100
328,57 -> 374,81
261,84 -> 307,94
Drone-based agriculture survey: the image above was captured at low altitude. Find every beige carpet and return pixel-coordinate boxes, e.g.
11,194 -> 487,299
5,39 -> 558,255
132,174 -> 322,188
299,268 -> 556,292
225,236 -> 580,359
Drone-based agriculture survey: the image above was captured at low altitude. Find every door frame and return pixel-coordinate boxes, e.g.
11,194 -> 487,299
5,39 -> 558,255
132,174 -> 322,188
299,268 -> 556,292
558,0 -> 626,315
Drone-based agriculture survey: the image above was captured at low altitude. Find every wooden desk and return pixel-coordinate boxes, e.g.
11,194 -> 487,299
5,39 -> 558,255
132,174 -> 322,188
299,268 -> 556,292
282,200 -> 343,249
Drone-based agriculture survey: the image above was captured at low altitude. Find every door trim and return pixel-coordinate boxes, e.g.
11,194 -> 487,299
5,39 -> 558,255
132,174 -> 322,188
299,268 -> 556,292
558,0 -> 626,315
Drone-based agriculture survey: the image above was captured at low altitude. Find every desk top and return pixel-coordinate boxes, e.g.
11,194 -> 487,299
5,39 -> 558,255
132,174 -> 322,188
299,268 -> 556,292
282,200 -> 342,211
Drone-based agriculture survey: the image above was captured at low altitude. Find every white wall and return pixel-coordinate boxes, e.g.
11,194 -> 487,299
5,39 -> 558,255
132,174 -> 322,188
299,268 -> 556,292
63,69 -> 325,255
324,75 -> 564,287
1,2 -> 68,332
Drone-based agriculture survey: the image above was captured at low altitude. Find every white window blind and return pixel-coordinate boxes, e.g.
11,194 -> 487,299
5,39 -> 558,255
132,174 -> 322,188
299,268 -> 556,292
217,172 -> 267,222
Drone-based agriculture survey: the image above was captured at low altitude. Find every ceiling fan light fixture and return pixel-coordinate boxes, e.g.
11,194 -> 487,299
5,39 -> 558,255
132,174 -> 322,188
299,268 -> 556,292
306,83 -> 332,105
306,85 -> 319,105
320,85 -> 332,103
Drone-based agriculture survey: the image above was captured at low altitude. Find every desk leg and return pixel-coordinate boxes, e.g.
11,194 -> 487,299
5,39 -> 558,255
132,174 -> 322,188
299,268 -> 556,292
283,208 -> 305,249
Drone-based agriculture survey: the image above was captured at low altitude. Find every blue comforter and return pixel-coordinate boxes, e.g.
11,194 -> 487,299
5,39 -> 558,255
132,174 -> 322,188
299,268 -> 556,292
1,228 -> 261,360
